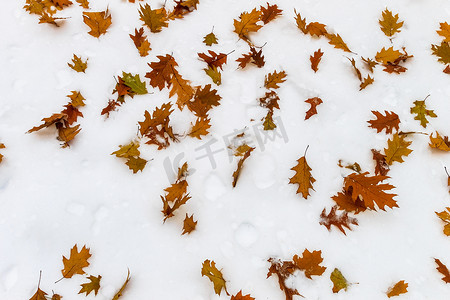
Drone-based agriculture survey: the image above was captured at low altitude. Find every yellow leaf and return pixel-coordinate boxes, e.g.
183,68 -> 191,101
138,40 -> 151,57
201,260 -> 228,296
29,288 -> 47,300
386,280 -> 408,298
379,9 -> 404,37
410,97 -> 437,128
189,117 -> 211,139
203,32 -> 218,46
125,156 -> 147,173
76,0 -> 89,9
375,47 -> 401,64
139,4 -> 168,33
326,33 -> 351,52
436,208 -> 450,236
204,66 -> 221,85
67,91 -> 85,107
111,142 -> 141,158
437,22 -> 450,42
289,155 -> 315,199
233,8 -> 262,42
330,268 -> 349,293
384,133 -> 413,165
182,213 -> 197,235
431,41 -> 450,64
83,10 -> 112,38
79,275 -> 101,296
429,132 -> 450,151
359,75 -> 374,91
61,245 -> 91,278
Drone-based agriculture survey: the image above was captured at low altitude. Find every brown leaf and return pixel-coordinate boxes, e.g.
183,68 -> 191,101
444,65 -> 450,74
57,123 -> 81,148
260,3 -> 282,24
138,103 -> 175,150
182,213 -> 197,235
359,75 -> 374,90
267,258 -> 301,300
236,46 -> 265,68
379,9 -> 404,37
289,155 -> 315,199
310,49 -> 324,72
83,10 -> 112,38
112,270 -> 131,300
348,58 -> 362,81
203,31 -> 218,46
233,8 -> 262,43
320,206 -> 358,235
293,249 -> 326,279
326,33 -> 351,52
436,207 -> 450,236
264,70 -> 287,89
161,163 -> 190,220
198,50 -> 228,70
304,97 -> 323,120
386,280 -> 408,298
368,110 -> 400,134
372,149 -> 390,176
67,91 -> 85,107
429,132 -> 450,152
362,57 -> 377,73
306,22 -> 327,37
28,113 -> 67,133
384,133 -> 413,165
232,144 -> 255,187
79,275 -> 101,296
76,0 -> 89,9
130,28 -> 151,57
231,291 -> 255,300
187,84 -> 221,118
189,117 -> 211,139
169,70 -> 195,109
145,54 -> 178,90
259,90 -> 280,112
139,4 -> 168,33
61,244 -> 91,279
436,258 -> 450,283
68,54 -> 87,73
61,104 -> 83,125
294,10 -> 308,34
332,189 -> 367,214
201,260 -> 229,296
29,288 -> 47,300
125,156 -> 147,173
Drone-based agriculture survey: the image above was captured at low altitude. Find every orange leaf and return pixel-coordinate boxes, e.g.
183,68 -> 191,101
264,70 -> 287,89
198,50 -> 228,70
233,8 -> 262,42
386,280 -> 408,298
232,144 -> 255,187
306,22 -> 327,37
293,249 -> 326,279
139,4 -> 168,33
289,155 -> 315,199
231,290 -> 255,300
332,189 -> 367,214
27,113 -> 67,133
260,3 -> 282,25
310,49 -> 324,72
367,110 -> 400,134
189,117 -> 211,139
79,275 -> 101,296
182,213 -> 197,235
436,258 -> 450,283
304,97 -> 323,120
145,54 -> 178,90
384,133 -> 413,165
429,132 -> 450,151
320,206 -> 358,235
359,75 -> 374,90
267,258 -> 301,300
61,244 -> 91,278
326,33 -> 351,52
83,10 -> 112,38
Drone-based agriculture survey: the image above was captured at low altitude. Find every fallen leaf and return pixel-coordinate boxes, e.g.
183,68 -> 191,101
436,258 -> 450,283
289,154 -> 315,199
112,142 -> 140,158
169,70 -> 195,108
330,268 -> 349,293
203,31 -> 218,46
112,269 -> 131,300
67,91 -> 85,107
429,132 -> 450,151
305,97 -> 323,120
326,33 -> 351,52
372,149 -> 390,176
83,10 -> 112,38
444,65 -> 450,74
29,288 -> 47,300
347,58 -> 362,81
139,103 -> 175,150
375,47 -> 402,64
436,207 -> 450,236
79,275 -> 101,296
259,90 -> 280,112
121,72 -> 148,95
61,104 -> 83,125
293,249 -> 326,279
332,189 -> 367,214
233,8 -> 262,42
267,258 -> 301,300
201,260 -> 228,296
432,41 -> 450,64
187,84 -> 221,118
129,28 -> 151,57
61,244 -> 91,279
310,49 -> 324,72
264,70 -> 287,89
145,54 -> 178,90
28,113 -> 67,133
139,4 -> 168,33
379,9 -> 403,37
236,46 -> 265,68
232,143 -> 255,187
125,156 -> 147,173
182,213 -> 197,235
231,290 -> 255,300
384,133 -> 413,165
320,206 -> 358,235
368,110 -> 400,134
386,280 -> 408,298
410,97 -> 437,128
437,22 -> 450,42
189,117 -> 211,139
198,50 -> 228,70
161,162 -> 190,220
362,57 -> 377,72
263,112 -> 277,130
51,293 -> 62,300
260,3 -> 282,24
68,54 -> 87,73
359,75 -> 374,90
56,123 -> 81,148
76,0 -> 89,9
204,66 -> 221,85
306,22 -> 327,37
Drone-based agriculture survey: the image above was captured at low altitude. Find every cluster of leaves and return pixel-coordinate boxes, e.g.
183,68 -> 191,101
431,21 -> 450,72
29,245 -> 130,300
259,70 -> 287,130
27,91 -> 85,148
198,50 -> 229,85
111,141 -> 148,173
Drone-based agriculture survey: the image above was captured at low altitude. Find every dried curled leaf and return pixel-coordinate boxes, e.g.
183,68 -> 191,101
320,206 -> 358,235
138,103 -> 176,150
161,162 -> 190,221
436,207 -> 450,236
232,144 -> 255,187
233,8 -> 262,43
201,260 -> 228,296
359,75 -> 374,91
264,70 -> 287,90
305,97 -> 323,120
61,244 -> 91,279
372,149 -> 390,176
310,49 -> 323,72
182,213 -> 197,235
112,270 -> 131,300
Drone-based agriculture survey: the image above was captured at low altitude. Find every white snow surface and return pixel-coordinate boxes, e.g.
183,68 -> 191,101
1,0 -> 450,299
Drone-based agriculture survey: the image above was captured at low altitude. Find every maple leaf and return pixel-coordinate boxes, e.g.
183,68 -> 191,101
362,57 -> 377,73
386,280 -> 408,298
145,54 -> 178,90
437,22 -> 450,42
368,110 -> 400,134
330,268 -> 349,293
182,213 -> 197,235
429,132 -> 450,151
289,154 -> 315,199
305,97 -> 323,120
203,31 -> 218,46
79,275 -> 101,296
293,249 -> 326,279
233,8 -> 263,42
267,258 -> 301,300
139,103 -> 175,150
384,133 -> 413,165
344,172 -> 398,210
139,4 -> 168,33
372,149 -> 390,176
125,157 -> 147,173
260,3 -> 282,24
76,0 -> 89,9
326,33 -> 351,52
236,47 -> 265,68
435,258 -> 450,283
83,10 -> 112,38
67,91 -> 85,107
410,96 -> 437,128
379,9 -> 404,37
112,269 -> 131,300
231,290 -> 255,300
436,207 -> 450,236
259,90 -> 280,112
130,28 -> 151,57
61,244 -> 91,279
232,144 -> 255,187
320,206 -> 358,235
264,70 -> 287,89
201,260 -> 229,296
169,70 -> 195,108
198,50 -> 228,70
359,75 -> 374,90
306,22 -> 327,37
332,189 -> 367,214
432,42 -> 450,64
204,66 -> 221,85
310,49 -> 324,72
68,54 -> 87,73
189,117 -> 211,139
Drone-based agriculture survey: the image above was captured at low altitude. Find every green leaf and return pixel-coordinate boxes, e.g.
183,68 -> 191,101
203,32 -> 218,46
122,72 -> 148,95
204,66 -> 221,85
330,268 -> 349,293
410,97 -> 437,128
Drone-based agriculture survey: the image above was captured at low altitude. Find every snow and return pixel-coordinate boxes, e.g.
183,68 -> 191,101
1,0 -> 450,299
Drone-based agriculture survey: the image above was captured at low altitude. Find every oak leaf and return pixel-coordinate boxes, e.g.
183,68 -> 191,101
347,58 -> 362,81
76,0 -> 89,9
429,132 -> 450,151
198,50 -> 228,70
375,47 -> 402,64
187,84 -> 221,118
121,72 -> 148,95
168,0 -> 199,20
161,162 -> 190,220
204,66 -> 221,85
437,22 -> 450,42
330,268 -> 349,293
260,3 -> 282,25
182,213 -> 197,235
372,149 -> 390,176
344,172 -> 398,210
306,22 -> 327,37
27,113 -> 67,133
267,258 -> 300,300
231,290 -> 255,300
61,244 -> 91,278
410,97 -> 437,128
139,4 -> 168,33
55,123 -> 80,147
362,57 -> 377,73
203,31 -> 218,46
384,133 -> 413,165
236,47 -> 265,68
232,143 -> 255,187
436,207 -> 450,236
379,9 -> 403,37
305,97 -> 323,120
145,54 -> 178,90
264,70 -> 287,89
310,49 -> 324,72
112,142 -> 140,158
368,110 -> 400,134
30,288 -> 47,300
259,90 -> 280,112
233,8 -> 262,42
129,28 -> 151,57
51,293 -> 62,300
320,206 -> 358,235
79,275 -> 101,296
332,189 -> 367,214
359,75 -> 374,90
138,103 -> 175,149
289,155 -> 315,199
435,258 -> 450,283
68,54 -> 87,73
293,249 -> 326,279
169,70 -> 195,108
386,280 -> 408,298
67,91 -> 85,107
326,33 -> 351,52
125,157 -> 147,173
61,104 -> 83,125
432,42 -> 450,64
263,112 -> 276,130
83,10 -> 112,38
294,10 -> 307,34
201,260 -> 228,296
51,0 -> 72,9
112,270 -> 131,300
189,117 -> 211,139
